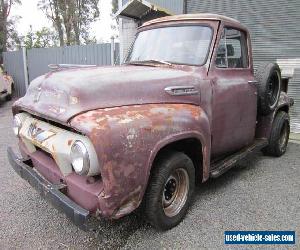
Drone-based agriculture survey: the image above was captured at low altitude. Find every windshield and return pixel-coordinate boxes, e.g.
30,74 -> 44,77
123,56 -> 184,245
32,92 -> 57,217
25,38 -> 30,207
126,25 -> 213,66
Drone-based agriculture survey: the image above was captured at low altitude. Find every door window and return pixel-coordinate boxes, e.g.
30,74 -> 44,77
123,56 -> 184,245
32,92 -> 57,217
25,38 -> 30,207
215,27 -> 249,68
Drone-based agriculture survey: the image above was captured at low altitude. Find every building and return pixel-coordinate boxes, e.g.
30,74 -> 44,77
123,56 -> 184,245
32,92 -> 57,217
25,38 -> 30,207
116,0 -> 300,133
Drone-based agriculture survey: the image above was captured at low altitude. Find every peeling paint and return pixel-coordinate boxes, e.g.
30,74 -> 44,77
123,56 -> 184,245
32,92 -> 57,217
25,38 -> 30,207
69,103 -> 209,218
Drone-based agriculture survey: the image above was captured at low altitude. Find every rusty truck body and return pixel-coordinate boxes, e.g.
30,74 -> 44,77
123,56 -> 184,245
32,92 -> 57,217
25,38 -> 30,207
8,14 -> 294,230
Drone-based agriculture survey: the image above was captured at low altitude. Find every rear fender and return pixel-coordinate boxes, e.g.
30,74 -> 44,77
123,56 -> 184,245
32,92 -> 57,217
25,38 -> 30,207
256,92 -> 293,139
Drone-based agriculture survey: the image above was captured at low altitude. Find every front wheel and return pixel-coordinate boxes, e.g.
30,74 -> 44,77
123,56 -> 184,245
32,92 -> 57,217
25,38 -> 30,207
144,151 -> 195,230
263,111 -> 290,157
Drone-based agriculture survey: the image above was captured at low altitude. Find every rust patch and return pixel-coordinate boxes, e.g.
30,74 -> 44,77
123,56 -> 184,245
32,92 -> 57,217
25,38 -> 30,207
69,103 -> 209,219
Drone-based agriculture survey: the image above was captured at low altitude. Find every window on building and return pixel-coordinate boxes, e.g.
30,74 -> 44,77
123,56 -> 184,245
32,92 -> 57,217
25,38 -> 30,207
215,27 -> 249,68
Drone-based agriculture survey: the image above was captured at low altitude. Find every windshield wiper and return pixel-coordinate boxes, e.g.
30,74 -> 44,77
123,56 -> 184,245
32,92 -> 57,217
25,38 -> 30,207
127,59 -> 173,66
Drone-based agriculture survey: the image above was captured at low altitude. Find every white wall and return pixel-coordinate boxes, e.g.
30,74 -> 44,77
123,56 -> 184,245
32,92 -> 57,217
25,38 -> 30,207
119,18 -> 138,63
118,0 -> 138,62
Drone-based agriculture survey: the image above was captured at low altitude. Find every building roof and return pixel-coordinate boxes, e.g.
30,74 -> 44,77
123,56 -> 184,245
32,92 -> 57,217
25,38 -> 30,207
115,0 -> 172,20
142,13 -> 243,28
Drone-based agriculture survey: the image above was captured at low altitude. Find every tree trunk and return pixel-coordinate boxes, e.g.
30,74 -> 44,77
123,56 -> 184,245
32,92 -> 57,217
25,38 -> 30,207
59,0 -> 73,46
55,16 -> 64,46
52,0 -> 64,46
72,18 -> 80,45
72,0 -> 80,45
0,0 -> 8,52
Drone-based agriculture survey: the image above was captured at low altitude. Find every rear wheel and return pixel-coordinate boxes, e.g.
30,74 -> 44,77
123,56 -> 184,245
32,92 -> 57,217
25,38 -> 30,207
144,151 -> 195,230
263,111 -> 290,157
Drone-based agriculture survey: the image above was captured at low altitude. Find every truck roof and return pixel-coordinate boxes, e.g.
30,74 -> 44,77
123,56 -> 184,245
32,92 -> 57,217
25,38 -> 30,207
142,13 -> 245,30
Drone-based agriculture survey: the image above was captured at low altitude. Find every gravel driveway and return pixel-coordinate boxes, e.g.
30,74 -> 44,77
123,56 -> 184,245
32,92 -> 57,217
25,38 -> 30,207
0,100 -> 299,249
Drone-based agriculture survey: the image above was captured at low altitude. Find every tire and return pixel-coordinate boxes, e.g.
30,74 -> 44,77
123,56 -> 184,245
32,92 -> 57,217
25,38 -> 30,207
262,111 -> 290,157
144,151 -> 195,230
255,62 -> 281,115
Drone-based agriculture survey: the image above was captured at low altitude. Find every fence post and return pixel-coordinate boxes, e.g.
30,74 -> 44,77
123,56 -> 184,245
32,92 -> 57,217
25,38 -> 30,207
111,37 -> 115,66
22,47 -> 29,89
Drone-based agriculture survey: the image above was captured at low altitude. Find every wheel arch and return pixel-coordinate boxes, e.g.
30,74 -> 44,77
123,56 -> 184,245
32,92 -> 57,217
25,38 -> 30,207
256,92 -> 291,139
147,131 -> 211,184
276,104 -> 289,115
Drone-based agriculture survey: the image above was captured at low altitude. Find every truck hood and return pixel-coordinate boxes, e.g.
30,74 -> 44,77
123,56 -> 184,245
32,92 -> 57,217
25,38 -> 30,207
15,65 -> 202,124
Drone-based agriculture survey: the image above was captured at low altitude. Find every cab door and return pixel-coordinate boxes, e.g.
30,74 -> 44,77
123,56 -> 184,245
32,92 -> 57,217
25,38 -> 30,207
209,26 -> 257,158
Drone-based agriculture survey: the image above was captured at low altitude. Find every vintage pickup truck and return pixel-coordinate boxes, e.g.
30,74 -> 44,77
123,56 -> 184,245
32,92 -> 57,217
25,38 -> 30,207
8,14 -> 294,230
0,68 -> 13,101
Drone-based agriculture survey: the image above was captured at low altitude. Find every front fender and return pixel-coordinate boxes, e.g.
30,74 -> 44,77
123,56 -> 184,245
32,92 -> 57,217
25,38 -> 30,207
70,104 -> 211,218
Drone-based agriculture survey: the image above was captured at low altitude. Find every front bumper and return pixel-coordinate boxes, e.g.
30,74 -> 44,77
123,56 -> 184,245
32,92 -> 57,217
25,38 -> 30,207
7,147 -> 90,230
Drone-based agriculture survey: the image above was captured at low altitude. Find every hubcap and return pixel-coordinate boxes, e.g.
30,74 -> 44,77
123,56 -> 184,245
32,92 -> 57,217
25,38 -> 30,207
162,168 -> 189,217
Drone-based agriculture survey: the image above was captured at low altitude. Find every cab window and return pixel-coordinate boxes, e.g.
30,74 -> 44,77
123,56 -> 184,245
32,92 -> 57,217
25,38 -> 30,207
215,27 -> 249,68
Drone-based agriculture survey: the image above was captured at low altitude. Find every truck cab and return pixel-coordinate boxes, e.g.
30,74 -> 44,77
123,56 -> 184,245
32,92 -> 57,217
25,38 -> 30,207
8,14 -> 293,230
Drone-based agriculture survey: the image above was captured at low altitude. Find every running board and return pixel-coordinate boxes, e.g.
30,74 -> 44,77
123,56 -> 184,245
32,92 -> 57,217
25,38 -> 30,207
210,139 -> 268,178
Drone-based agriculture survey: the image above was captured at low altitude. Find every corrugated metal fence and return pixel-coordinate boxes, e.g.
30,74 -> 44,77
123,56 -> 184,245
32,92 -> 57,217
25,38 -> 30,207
289,69 -> 300,132
277,59 -> 300,133
3,42 -> 119,97
186,0 -> 300,133
186,0 -> 300,63
2,50 -> 25,97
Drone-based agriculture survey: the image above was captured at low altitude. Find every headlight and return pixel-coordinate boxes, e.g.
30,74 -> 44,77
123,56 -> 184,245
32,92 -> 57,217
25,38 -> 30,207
13,115 -> 22,136
70,140 -> 90,175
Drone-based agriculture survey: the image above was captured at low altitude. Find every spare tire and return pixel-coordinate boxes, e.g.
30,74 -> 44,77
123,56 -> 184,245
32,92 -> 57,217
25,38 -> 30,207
255,62 -> 281,115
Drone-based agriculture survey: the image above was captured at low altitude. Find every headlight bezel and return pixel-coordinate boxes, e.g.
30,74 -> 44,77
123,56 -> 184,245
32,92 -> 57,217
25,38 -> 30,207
70,140 -> 90,175
13,115 -> 22,136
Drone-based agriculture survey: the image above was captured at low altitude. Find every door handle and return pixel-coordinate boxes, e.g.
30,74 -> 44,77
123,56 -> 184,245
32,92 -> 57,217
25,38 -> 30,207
248,80 -> 259,85
164,86 -> 199,96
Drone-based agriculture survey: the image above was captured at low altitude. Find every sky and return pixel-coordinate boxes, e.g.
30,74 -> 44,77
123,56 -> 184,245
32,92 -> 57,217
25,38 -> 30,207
11,0 -> 119,43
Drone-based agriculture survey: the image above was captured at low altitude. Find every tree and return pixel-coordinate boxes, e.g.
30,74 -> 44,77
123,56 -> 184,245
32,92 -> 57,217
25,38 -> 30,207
111,0 -> 119,39
8,29 -> 22,50
0,0 -> 21,56
23,25 -> 34,49
112,0 -> 118,14
34,27 -> 58,48
38,0 -> 64,46
23,26 -> 59,49
38,0 -> 100,46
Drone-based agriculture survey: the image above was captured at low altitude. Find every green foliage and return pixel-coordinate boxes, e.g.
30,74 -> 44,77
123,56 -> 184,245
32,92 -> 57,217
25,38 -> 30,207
112,0 -> 118,14
23,26 -> 59,49
0,0 -> 21,56
38,0 -> 100,46
33,27 -> 58,48
23,26 -> 34,49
